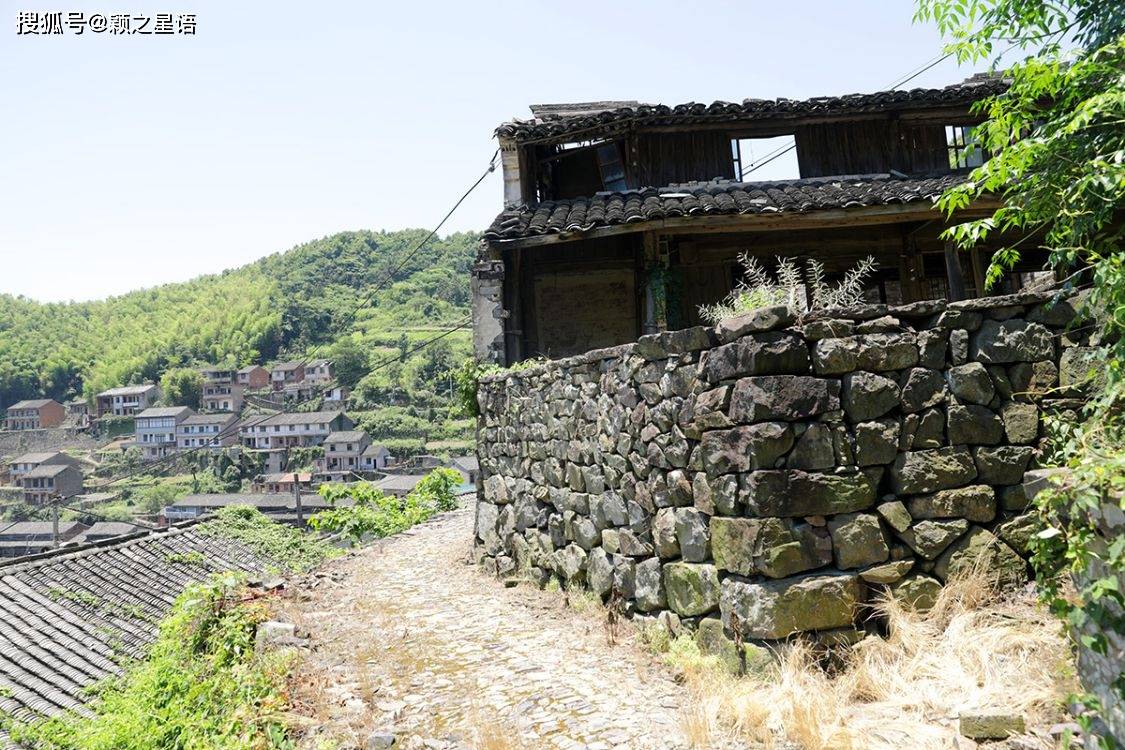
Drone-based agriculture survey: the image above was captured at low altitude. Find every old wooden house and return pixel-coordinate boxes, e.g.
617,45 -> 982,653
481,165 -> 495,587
473,75 -> 1051,364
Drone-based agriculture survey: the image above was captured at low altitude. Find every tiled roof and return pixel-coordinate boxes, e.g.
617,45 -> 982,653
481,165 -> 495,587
324,431 -> 367,444
373,474 -> 428,493
271,361 -> 304,372
96,384 -> 157,397
497,75 -> 1007,143
0,523 -> 267,730
180,413 -> 237,426
0,522 -> 87,541
484,173 -> 965,242
7,452 -> 65,466
21,464 -> 76,479
135,406 -> 193,419
71,522 -> 144,543
5,400 -> 55,411
254,410 -> 344,427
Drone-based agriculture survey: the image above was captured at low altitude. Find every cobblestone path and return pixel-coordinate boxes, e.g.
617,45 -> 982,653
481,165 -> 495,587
282,507 -> 700,750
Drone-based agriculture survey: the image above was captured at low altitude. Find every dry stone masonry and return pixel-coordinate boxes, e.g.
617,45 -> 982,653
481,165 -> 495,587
474,290 -> 1097,646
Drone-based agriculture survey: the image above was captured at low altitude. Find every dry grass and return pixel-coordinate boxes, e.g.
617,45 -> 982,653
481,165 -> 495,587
463,707 -> 530,750
677,566 -> 1076,749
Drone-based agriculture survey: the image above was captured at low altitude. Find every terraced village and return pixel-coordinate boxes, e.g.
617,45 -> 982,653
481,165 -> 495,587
0,1 -> 1122,749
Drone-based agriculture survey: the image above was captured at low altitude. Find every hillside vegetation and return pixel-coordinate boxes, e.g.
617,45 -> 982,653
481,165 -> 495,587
0,230 -> 478,425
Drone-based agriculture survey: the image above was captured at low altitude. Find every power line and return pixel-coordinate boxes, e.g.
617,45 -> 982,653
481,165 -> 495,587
883,52 -> 954,90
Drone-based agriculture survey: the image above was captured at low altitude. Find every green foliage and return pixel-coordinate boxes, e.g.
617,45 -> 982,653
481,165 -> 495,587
309,467 -> 461,544
917,0 -> 1124,737
452,356 -> 546,418
698,253 -> 878,324
9,574 -> 293,749
0,230 -> 477,415
159,367 -> 203,409
200,506 -> 336,573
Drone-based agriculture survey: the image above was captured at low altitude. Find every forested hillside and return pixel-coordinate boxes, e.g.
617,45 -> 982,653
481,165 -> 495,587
0,230 -> 478,423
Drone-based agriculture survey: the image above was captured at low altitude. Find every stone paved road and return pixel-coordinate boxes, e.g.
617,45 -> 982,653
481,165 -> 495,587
281,507 -> 702,750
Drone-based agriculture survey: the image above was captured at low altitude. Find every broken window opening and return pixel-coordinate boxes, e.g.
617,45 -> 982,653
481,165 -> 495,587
731,136 -> 800,181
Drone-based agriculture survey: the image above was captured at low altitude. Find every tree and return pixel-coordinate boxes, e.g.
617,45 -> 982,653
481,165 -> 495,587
917,1 -> 1124,737
327,336 -> 369,389
160,367 -> 203,409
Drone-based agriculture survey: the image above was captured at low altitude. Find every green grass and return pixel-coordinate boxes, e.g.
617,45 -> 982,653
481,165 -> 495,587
8,574 -> 296,749
200,505 -> 338,573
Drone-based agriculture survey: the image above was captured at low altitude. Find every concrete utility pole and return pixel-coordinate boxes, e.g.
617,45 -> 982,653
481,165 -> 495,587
293,479 -> 303,527
51,496 -> 60,549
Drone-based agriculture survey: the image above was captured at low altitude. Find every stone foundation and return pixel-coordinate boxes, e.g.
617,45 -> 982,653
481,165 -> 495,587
474,290 -> 1096,645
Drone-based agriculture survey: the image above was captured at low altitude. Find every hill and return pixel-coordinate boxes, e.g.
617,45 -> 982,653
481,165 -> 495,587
0,230 -> 480,449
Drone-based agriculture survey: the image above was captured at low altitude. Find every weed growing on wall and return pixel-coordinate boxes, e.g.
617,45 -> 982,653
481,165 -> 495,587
6,574 -> 294,749
698,253 -> 877,323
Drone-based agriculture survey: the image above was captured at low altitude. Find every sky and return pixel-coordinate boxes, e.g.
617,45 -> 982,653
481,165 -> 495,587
0,0 -> 983,302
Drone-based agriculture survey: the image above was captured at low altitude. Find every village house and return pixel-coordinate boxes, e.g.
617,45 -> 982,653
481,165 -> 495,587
0,520 -> 87,558
237,365 -> 271,390
304,359 -> 335,386
371,473 -> 428,498
6,451 -> 82,482
95,384 -> 161,418
3,399 -> 65,431
70,521 -> 145,545
473,75 -> 1052,364
239,409 -> 352,473
323,385 -> 350,407
16,463 -> 84,505
270,361 -> 306,391
134,406 -> 194,461
361,442 -> 393,472
315,430 -> 370,480
64,398 -> 91,428
176,412 -> 238,450
199,367 -> 244,413
252,471 -> 314,495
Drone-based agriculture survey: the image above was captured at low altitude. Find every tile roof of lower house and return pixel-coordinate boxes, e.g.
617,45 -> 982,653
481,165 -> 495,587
484,173 -> 966,243
0,521 -> 87,540
5,400 -> 55,411
0,522 -> 268,732
180,413 -> 237,426
253,410 -> 344,427
324,430 -> 367,444
96,384 -> 157,397
7,452 -> 67,466
135,406 -> 194,419
168,492 -> 333,510
21,463 -> 77,479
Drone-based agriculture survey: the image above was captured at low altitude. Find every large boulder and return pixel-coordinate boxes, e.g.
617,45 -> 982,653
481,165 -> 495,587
729,376 -> 840,423
974,445 -> 1035,485
720,573 -> 864,639
900,368 -> 947,413
999,402 -> 1039,445
1059,345 -> 1106,396
812,337 -> 859,375
891,447 -> 977,494
787,423 -> 837,470
970,319 -> 1054,364
947,403 -> 1004,445
934,526 -> 1027,586
675,508 -> 711,562
587,547 -> 614,596
699,423 -> 793,474
653,508 -> 679,559
842,371 -> 900,422
907,485 -> 996,523
715,305 -> 795,343
888,574 -> 943,612
710,517 -> 831,578
634,558 -> 666,612
663,562 -> 721,617
476,502 -> 501,554
744,470 -> 879,517
946,363 -> 995,405
854,418 -> 900,466
827,513 -> 889,569
702,332 -> 810,382
855,333 -> 919,371
896,519 -> 969,559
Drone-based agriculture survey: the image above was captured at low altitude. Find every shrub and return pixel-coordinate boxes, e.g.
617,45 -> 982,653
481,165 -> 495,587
698,254 -> 877,323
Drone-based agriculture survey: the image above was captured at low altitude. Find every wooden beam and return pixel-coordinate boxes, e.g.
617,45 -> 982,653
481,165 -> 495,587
944,240 -> 968,301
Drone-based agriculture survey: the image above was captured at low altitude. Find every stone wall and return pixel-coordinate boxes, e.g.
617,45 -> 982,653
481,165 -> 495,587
474,290 -> 1095,645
